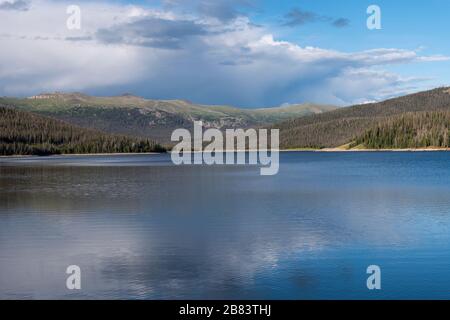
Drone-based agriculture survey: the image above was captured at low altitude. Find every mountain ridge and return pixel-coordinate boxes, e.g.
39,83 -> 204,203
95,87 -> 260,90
0,92 -> 335,145
3,88 -> 450,151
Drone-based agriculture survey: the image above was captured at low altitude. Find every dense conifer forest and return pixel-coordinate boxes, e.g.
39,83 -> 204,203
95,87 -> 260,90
354,111 -> 450,149
0,107 -> 165,156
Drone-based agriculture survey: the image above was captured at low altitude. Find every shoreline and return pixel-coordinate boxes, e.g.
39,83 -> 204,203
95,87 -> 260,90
0,152 -> 164,158
285,148 -> 450,152
1,148 -> 450,158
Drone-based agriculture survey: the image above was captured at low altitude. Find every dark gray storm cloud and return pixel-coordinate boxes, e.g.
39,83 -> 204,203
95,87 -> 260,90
0,0 -> 29,11
283,8 -> 321,26
332,18 -> 350,28
164,0 -> 255,22
198,0 -> 254,21
96,17 -> 208,49
283,8 -> 350,28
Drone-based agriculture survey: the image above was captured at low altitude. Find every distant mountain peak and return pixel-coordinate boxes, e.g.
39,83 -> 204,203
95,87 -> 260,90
119,93 -> 143,99
28,92 -> 61,100
27,92 -> 89,100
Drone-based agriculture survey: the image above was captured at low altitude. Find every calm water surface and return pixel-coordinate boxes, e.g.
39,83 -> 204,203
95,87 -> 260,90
1,152 -> 450,299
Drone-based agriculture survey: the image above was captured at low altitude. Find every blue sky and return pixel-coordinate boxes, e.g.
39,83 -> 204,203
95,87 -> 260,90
261,0 -> 450,87
0,0 -> 449,107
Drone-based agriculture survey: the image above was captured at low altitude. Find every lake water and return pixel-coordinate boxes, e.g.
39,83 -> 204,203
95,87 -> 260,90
1,152 -> 450,299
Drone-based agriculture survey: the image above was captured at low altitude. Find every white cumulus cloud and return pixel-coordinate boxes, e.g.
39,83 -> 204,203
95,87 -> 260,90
0,0 -> 448,107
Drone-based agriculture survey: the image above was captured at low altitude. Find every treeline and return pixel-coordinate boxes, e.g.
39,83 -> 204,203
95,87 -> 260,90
276,87 -> 450,149
354,111 -> 450,149
0,107 -> 165,156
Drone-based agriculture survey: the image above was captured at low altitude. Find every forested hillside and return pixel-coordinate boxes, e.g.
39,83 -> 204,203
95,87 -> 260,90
3,88 -> 450,152
0,107 -> 164,156
354,111 -> 450,149
277,87 -> 450,149
0,93 -> 334,145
